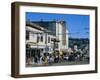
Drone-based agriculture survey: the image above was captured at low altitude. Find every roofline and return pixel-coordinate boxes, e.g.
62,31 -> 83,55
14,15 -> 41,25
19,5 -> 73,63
26,21 -> 52,33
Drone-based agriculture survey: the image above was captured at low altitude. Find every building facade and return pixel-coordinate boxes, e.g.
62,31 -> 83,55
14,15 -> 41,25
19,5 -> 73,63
56,21 -> 69,50
26,21 -> 68,64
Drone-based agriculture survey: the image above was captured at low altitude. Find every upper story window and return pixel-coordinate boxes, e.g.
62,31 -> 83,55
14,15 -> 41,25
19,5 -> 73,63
26,31 -> 29,40
48,37 -> 50,43
37,36 -> 39,43
41,35 -> 43,42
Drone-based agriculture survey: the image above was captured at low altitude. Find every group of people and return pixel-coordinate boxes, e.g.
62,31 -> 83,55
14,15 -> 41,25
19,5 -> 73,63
26,46 -> 89,66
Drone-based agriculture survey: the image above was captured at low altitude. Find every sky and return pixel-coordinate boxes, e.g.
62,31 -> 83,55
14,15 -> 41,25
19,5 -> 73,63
26,12 -> 90,39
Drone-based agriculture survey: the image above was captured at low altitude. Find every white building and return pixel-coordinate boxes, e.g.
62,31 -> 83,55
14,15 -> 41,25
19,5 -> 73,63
56,21 -> 69,50
26,21 -> 68,59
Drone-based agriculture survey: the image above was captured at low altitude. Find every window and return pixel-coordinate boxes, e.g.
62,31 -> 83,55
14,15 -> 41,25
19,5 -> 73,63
26,31 -> 29,40
37,36 -> 39,43
41,35 -> 43,42
48,37 -> 50,43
